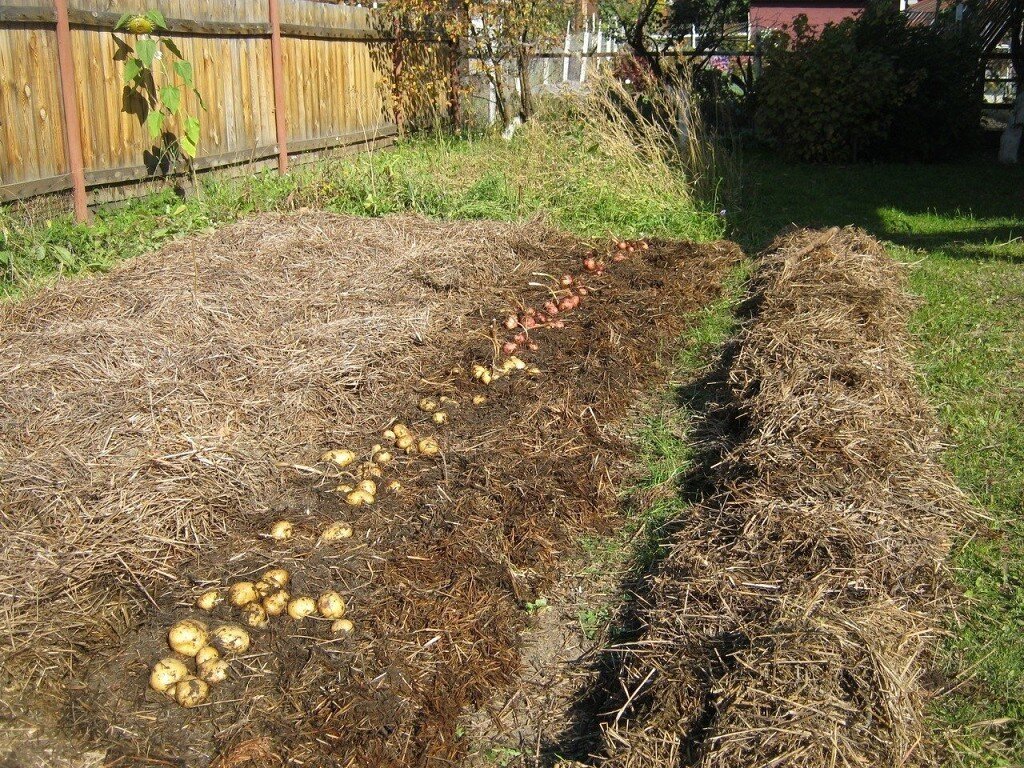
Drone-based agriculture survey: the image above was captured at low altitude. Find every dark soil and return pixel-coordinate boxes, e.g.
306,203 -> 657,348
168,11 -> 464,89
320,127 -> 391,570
1,218 -> 739,768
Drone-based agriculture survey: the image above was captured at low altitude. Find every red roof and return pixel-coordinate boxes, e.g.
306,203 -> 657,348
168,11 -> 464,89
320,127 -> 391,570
748,1 -> 870,34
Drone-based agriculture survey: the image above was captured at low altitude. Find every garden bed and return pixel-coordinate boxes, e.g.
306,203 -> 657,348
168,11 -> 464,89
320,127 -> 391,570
591,228 -> 969,768
0,212 -> 738,766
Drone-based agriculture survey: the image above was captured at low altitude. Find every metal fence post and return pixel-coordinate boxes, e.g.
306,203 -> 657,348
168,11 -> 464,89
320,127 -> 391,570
54,0 -> 88,222
268,0 -> 289,173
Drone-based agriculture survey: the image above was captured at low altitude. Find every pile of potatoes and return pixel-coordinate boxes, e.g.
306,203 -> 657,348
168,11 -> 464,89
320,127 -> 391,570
197,566 -> 353,633
148,620 -> 249,708
321,444 -> 410,505
149,566 -> 354,708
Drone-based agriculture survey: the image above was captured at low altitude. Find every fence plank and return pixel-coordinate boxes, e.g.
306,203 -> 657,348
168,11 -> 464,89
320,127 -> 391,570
0,1 -> 448,207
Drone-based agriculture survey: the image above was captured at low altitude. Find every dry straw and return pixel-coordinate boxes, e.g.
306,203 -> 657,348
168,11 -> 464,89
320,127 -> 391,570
0,213 -> 536,689
0,210 -> 739,764
598,227 -> 970,768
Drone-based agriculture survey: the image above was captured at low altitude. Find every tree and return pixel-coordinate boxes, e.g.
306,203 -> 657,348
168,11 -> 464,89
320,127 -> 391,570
600,0 -> 749,80
385,0 -> 570,129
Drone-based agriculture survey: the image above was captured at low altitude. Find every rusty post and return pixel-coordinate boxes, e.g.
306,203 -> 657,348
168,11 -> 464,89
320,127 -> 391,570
268,0 -> 289,173
392,15 -> 405,136
54,0 -> 88,222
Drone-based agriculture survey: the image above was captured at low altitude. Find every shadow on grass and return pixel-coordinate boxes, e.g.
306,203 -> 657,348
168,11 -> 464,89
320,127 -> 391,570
537,343 -> 744,766
734,153 -> 1024,263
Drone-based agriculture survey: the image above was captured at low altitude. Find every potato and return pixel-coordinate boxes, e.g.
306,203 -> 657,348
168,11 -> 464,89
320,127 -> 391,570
263,589 -> 290,617
287,596 -> 317,620
321,521 -> 354,542
196,589 -> 223,612
432,411 -> 448,425
269,520 -> 294,540
331,618 -> 355,635
211,624 -> 251,654
317,591 -> 346,620
320,449 -> 356,468
418,397 -> 438,413
360,462 -> 383,479
195,645 -> 220,666
345,490 -> 374,507
262,568 -> 290,588
417,437 -> 440,457
198,658 -> 229,684
174,676 -> 209,708
241,602 -> 269,629
168,619 -> 209,656
228,582 -> 258,607
149,657 -> 189,694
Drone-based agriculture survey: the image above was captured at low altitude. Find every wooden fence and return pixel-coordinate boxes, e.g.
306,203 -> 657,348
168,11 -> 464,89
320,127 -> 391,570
0,0 -> 418,214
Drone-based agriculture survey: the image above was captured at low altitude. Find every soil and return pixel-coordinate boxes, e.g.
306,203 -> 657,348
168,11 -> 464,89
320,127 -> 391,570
0,216 -> 739,768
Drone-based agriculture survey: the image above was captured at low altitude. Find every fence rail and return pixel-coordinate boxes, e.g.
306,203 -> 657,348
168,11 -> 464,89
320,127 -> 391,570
0,0 -> 414,212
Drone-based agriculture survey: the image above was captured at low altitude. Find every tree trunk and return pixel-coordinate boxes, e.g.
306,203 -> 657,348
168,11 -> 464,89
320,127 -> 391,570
518,49 -> 534,121
999,89 -> 1024,163
491,66 -> 510,128
447,36 -> 465,130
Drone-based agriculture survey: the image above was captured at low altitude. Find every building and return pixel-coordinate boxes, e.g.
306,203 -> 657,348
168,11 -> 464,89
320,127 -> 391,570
748,0 -> 872,35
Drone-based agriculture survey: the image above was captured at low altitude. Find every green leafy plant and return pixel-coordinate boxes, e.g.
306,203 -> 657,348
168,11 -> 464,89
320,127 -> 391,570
524,596 -> 549,615
113,11 -> 205,168
755,6 -> 982,162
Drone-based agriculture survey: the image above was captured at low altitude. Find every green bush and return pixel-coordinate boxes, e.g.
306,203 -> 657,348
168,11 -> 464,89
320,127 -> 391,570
755,5 -> 982,162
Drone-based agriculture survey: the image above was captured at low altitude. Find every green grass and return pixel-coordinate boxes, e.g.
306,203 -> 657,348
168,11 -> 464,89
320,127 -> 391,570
569,265 -> 749,641
736,152 -> 1024,766
1,123 -> 724,299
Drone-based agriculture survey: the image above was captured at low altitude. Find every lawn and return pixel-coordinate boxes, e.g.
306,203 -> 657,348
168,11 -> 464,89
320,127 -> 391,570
0,121 -> 724,299
2,115 -> 1021,765
736,152 -> 1024,766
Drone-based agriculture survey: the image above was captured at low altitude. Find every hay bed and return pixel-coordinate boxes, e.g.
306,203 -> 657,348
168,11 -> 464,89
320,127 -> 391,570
0,212 -> 737,767
595,227 -> 969,768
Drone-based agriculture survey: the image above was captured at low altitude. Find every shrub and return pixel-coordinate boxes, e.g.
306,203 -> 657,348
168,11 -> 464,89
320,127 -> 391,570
755,5 -> 982,162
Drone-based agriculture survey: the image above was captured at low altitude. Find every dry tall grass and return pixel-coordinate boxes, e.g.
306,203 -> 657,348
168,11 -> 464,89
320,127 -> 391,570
597,228 -> 969,768
565,69 -> 738,210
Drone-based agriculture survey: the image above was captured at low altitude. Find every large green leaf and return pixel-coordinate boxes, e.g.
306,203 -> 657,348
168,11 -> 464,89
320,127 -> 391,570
147,110 -> 165,140
136,38 -> 157,69
180,116 -> 201,158
173,59 -> 194,87
122,57 -> 143,84
159,85 -> 181,114
162,38 -> 183,59
113,12 -> 133,31
144,9 -> 167,29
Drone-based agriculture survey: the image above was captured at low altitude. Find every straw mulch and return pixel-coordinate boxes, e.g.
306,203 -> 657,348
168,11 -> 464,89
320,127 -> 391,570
596,227 -> 969,768
0,211 -> 739,766
0,213 -> 533,684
